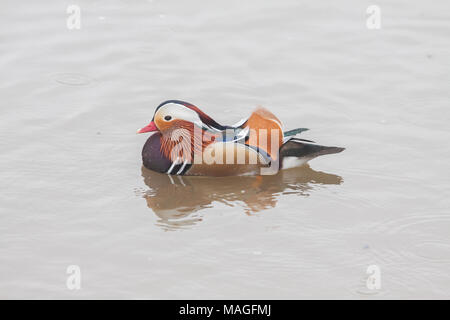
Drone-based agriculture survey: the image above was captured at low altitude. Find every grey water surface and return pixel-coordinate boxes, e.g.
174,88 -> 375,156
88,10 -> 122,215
1,0 -> 450,299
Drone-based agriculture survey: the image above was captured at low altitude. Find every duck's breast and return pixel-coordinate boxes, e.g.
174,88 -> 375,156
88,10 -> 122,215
142,133 -> 172,173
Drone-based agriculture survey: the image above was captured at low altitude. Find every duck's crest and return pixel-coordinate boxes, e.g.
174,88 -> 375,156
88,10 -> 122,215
155,100 -> 226,130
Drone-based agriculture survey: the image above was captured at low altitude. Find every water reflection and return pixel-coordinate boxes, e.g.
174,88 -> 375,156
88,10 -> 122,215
141,165 -> 343,230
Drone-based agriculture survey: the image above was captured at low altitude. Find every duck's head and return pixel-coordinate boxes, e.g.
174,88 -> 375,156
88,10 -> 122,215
137,100 -> 225,134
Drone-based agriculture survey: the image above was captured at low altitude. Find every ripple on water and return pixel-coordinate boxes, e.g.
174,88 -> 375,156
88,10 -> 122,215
381,215 -> 450,261
382,215 -> 450,236
52,73 -> 95,86
371,215 -> 450,289
413,241 -> 450,262
348,215 -> 450,297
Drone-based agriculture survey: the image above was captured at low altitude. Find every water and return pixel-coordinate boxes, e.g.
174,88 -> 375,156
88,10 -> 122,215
1,0 -> 449,299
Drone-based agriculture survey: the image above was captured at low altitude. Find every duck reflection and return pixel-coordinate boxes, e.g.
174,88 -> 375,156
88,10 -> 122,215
141,165 -> 343,230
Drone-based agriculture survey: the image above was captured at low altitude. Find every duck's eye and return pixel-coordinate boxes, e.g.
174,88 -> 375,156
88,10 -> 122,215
164,115 -> 172,121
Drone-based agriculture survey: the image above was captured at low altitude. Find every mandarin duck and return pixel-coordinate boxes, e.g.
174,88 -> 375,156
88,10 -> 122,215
137,100 -> 344,176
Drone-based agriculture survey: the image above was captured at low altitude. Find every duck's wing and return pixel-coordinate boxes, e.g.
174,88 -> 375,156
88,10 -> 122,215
284,128 -> 309,137
283,128 -> 311,144
217,126 -> 249,143
232,107 -> 284,161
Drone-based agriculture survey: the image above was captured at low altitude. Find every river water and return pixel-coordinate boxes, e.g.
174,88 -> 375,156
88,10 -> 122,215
1,0 -> 449,299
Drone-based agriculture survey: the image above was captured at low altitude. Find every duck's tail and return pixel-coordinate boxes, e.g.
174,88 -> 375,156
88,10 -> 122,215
280,138 -> 345,169
237,109 -> 344,166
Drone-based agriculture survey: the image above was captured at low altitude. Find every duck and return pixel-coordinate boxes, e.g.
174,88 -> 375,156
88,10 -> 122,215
137,100 -> 344,176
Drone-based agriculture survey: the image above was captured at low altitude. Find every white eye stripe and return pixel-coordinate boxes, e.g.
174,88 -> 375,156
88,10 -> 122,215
155,103 -> 201,123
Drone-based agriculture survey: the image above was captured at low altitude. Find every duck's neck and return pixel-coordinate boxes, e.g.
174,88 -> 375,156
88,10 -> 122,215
159,127 -> 219,163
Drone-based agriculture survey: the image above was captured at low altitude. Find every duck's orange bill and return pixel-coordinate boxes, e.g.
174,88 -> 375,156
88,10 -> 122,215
137,121 -> 158,134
